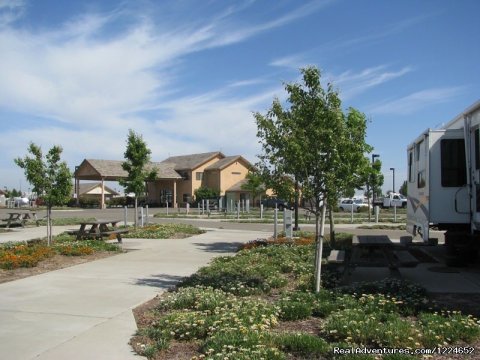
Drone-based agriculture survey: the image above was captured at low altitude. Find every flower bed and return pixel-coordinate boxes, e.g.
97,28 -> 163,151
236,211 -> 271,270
130,239 -> 480,359
123,224 -> 204,239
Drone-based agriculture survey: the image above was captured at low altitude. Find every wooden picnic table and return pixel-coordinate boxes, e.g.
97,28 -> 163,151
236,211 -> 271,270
349,235 -> 419,276
74,219 -> 128,242
1,211 -> 39,228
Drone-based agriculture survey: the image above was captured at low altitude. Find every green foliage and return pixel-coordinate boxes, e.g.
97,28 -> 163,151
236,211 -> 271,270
194,187 -> 219,202
419,311 -> 480,346
14,143 -> 72,207
123,224 -> 204,239
273,332 -> 329,356
399,180 -> 408,196
240,171 -> 265,205
255,66 -> 373,215
119,130 -> 157,198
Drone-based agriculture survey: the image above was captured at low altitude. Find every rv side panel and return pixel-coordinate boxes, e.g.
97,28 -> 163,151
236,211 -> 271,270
429,129 -> 469,225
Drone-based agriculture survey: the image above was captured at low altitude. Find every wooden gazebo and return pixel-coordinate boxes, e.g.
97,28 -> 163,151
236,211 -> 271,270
74,159 -> 182,209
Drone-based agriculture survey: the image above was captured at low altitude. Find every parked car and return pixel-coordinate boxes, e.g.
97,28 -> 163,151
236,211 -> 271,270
261,197 -> 292,211
338,198 -> 369,212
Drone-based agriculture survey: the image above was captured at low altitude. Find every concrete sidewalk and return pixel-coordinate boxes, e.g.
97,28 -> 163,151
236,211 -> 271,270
0,225 -> 74,244
0,228 -> 268,360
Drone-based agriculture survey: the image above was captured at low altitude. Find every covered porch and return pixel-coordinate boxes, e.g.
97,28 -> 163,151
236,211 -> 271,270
74,159 -> 182,209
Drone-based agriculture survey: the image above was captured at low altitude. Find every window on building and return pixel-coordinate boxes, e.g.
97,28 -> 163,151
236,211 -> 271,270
475,128 -> 479,170
232,172 -> 241,175
408,151 -> 413,182
196,172 -> 203,181
416,140 -> 426,189
441,139 -> 467,187
183,193 -> 192,203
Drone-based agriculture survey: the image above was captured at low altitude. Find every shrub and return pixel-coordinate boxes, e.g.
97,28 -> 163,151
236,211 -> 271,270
274,332 -> 329,356
419,311 -> 480,346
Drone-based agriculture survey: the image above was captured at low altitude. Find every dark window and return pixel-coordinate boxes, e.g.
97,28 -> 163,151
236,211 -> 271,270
408,151 -> 413,182
441,139 -> 467,187
196,172 -> 203,181
183,193 -> 192,203
475,129 -> 480,170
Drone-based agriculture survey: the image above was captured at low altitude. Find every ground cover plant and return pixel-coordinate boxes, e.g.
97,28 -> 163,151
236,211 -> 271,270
131,236 -> 480,359
0,233 -> 121,270
123,223 -> 204,239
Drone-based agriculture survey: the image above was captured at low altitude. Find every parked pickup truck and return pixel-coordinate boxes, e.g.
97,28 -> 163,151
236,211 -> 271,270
373,193 -> 407,208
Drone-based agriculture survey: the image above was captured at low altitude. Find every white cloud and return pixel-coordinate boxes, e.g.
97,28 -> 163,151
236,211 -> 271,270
329,65 -> 413,99
3,2 -> 324,187
367,87 -> 465,115
269,53 -> 308,69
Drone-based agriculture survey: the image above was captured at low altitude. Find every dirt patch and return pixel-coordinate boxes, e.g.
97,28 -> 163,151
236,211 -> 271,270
0,251 -> 122,284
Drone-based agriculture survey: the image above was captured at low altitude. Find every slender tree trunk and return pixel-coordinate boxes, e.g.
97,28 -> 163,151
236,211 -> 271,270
328,204 -> 335,248
134,197 -> 138,230
47,205 -> 52,246
314,199 -> 327,293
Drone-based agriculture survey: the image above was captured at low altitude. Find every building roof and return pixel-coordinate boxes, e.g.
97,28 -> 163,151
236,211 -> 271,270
75,159 -> 182,181
204,155 -> 251,171
161,152 -> 224,171
77,182 -> 119,196
225,179 -> 249,192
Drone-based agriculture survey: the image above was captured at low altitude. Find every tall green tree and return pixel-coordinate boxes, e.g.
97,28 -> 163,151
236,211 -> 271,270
119,130 -> 157,229
15,143 -> 72,245
255,66 -> 372,292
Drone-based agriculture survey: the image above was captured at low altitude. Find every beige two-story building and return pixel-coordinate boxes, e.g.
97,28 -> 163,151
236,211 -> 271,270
74,152 -> 254,208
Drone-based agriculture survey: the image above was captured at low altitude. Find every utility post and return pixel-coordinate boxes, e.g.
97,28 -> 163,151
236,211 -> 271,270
390,167 -> 395,193
371,153 -> 380,219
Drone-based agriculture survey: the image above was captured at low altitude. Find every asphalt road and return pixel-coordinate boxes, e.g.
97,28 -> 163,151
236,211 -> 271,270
0,207 -> 444,243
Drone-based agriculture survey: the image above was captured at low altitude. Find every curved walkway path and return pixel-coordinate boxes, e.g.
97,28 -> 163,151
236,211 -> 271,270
0,228 -> 268,360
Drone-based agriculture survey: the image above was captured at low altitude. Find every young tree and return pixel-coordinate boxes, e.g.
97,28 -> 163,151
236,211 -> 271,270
14,143 -> 72,245
119,130 -> 157,229
194,187 -> 220,202
240,171 -> 265,207
399,180 -> 408,196
255,66 -> 372,292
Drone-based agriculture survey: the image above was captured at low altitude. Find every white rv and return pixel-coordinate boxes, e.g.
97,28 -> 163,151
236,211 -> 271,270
407,100 -> 480,256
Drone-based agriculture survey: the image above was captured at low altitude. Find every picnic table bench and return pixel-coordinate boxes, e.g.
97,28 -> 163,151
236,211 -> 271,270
74,220 -> 128,243
1,211 -> 39,228
330,235 -> 420,281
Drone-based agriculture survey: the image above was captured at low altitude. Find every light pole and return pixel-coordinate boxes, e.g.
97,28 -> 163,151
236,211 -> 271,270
371,154 -> 380,205
390,167 -> 395,193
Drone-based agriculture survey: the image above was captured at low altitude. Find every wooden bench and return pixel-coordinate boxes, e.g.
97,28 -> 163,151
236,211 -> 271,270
99,229 -> 129,243
327,249 -> 346,264
393,250 -> 419,267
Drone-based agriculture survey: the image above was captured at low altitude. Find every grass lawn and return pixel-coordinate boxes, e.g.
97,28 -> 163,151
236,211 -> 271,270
131,234 -> 480,359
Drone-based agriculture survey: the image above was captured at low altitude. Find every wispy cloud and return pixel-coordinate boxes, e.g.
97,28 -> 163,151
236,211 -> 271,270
211,0 -> 335,46
1,1 -> 312,185
0,0 -> 24,26
269,53 -> 308,69
329,65 -> 413,99
367,87 -> 465,115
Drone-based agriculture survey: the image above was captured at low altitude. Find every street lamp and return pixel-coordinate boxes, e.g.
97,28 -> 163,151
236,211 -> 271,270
371,154 -> 380,206
390,167 -> 395,193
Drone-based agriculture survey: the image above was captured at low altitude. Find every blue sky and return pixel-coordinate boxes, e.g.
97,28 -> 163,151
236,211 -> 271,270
1,0 -> 479,194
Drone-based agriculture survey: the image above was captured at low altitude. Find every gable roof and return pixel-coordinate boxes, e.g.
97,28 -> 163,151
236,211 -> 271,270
75,159 -> 182,181
77,182 -> 119,196
161,151 -> 224,171
204,155 -> 251,171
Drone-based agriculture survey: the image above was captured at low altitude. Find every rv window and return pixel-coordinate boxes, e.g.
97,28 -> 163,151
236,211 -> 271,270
408,151 -> 413,182
441,139 -> 467,187
417,170 -> 426,188
475,129 -> 480,170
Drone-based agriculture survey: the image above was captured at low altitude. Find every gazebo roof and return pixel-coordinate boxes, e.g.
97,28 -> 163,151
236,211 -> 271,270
75,159 -> 182,181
